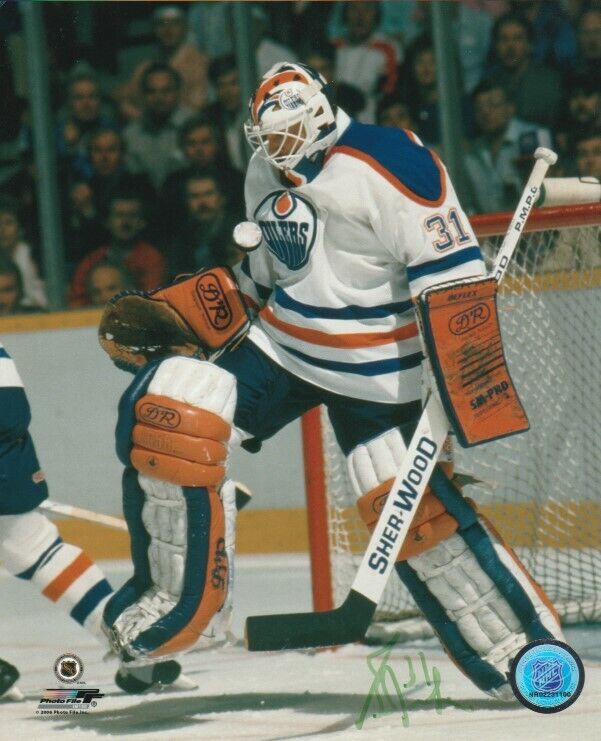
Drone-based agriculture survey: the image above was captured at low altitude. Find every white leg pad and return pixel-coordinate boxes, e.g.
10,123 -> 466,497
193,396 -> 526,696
408,520 -> 564,681
146,357 -> 237,425
346,428 -> 407,498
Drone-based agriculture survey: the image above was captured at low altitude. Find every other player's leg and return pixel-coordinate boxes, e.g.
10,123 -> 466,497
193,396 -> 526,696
0,657 -> 23,701
0,365 -> 112,641
0,348 -> 184,693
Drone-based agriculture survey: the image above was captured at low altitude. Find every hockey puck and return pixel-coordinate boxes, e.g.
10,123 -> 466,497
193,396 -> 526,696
233,221 -> 262,251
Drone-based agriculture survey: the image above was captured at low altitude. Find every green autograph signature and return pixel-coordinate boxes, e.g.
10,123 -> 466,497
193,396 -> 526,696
356,635 -> 443,729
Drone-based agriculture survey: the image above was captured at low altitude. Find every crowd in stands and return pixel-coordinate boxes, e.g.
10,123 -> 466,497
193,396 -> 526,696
0,0 -> 600,315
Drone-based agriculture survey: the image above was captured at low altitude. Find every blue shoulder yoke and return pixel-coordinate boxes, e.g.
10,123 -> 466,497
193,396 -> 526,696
335,121 -> 444,203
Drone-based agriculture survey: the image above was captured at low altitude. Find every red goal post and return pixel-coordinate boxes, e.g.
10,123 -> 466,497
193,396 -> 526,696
303,202 -> 601,621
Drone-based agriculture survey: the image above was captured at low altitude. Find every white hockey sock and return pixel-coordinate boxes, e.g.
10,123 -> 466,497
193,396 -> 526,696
0,511 -> 112,643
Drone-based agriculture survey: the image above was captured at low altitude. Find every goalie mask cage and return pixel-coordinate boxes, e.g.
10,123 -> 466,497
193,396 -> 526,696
303,202 -> 601,635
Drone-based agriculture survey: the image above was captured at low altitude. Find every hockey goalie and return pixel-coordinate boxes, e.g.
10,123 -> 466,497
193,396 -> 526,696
99,61 -> 563,701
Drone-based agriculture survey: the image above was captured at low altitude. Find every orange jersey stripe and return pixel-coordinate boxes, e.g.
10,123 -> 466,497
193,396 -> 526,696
260,306 -> 418,348
42,553 -> 93,602
403,128 -> 419,144
283,169 -> 303,187
326,144 -> 447,208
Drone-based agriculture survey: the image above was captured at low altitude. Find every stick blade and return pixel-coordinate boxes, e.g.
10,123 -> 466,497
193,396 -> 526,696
245,590 -> 376,651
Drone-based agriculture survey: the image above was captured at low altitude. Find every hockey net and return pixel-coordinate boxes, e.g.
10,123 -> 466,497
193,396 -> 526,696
303,202 -> 601,635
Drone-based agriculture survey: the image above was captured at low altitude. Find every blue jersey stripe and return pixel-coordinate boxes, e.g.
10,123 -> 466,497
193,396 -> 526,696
0,348 -> 10,359
279,342 -> 423,376
275,286 -> 413,320
241,257 -> 272,301
70,579 -> 112,625
407,246 -> 483,283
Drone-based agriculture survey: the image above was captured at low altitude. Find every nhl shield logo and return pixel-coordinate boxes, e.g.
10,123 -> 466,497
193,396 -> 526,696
531,658 -> 563,692
509,639 -> 585,714
54,653 -> 84,684
255,190 -> 318,270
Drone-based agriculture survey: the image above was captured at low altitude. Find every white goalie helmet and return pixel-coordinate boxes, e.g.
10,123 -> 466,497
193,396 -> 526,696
244,61 -> 338,171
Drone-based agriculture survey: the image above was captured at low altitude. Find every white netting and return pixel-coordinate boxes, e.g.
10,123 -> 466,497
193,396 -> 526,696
318,217 -> 601,629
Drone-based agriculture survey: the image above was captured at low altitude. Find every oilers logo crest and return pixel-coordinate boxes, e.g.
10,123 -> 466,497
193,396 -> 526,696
255,190 -> 318,270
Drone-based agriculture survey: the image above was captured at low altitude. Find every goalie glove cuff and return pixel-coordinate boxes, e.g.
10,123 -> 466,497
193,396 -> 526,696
99,267 -> 251,373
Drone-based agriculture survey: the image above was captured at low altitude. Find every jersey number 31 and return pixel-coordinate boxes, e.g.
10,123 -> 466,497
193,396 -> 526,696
424,209 -> 471,252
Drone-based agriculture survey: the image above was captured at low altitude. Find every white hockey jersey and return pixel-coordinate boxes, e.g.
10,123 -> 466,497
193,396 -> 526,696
234,110 -> 485,404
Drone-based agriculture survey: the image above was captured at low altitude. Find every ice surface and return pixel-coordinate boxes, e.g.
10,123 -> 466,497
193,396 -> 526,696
1,554 -> 600,740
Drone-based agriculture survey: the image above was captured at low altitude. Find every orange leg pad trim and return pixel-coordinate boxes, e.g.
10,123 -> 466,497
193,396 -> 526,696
130,447 -> 225,488
151,487 -> 228,656
135,395 -> 231,441
357,485 -> 459,561
356,478 -> 395,528
398,511 -> 459,560
132,424 -> 227,465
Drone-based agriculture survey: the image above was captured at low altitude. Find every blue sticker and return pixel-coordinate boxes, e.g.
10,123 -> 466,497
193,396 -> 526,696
509,639 -> 584,713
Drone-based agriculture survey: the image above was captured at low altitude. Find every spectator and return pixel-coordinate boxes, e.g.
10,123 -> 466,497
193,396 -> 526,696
56,72 -> 118,181
510,0 -> 577,69
2,147 -> 39,248
69,191 -> 166,307
204,56 -> 247,173
85,260 -> 133,306
188,2 -> 234,59
160,115 -> 244,238
63,179 -> 107,271
403,34 -> 473,147
488,12 -> 562,128
115,4 -> 208,122
87,128 -> 156,221
302,42 -> 366,118
452,1 -> 500,94
328,1 -> 423,48
188,2 -> 295,75
0,197 -> 47,309
464,80 -> 552,213
169,170 -> 242,278
333,1 -> 400,122
543,129 -> 601,271
556,73 -> 601,158
0,36 -> 25,187
573,127 -> 601,180
252,5 -> 299,76
0,252 -> 30,316
376,93 -> 416,130
268,2 -> 334,54
573,8 -> 601,81
123,63 -> 191,189
302,42 -> 336,82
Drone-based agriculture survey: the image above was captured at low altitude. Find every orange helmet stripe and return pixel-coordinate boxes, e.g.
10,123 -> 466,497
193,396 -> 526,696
252,69 -> 311,120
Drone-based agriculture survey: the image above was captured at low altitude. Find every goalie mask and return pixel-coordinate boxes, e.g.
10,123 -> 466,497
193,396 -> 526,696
244,62 -> 338,172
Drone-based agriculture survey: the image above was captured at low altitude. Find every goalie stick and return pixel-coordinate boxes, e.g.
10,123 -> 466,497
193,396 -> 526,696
245,147 -> 558,651
40,499 -> 128,530
39,483 -> 252,532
